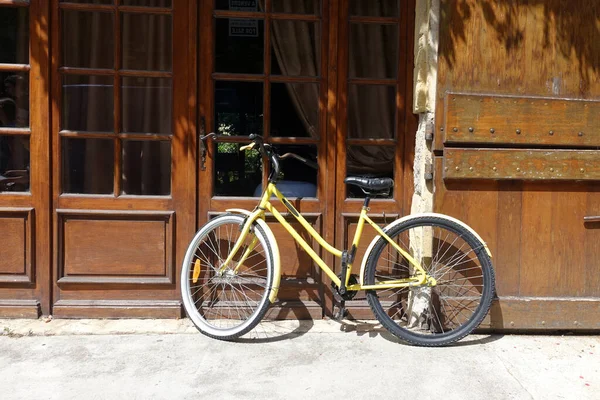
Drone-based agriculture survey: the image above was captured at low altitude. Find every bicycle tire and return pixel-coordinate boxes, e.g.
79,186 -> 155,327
364,215 -> 495,346
181,214 -> 275,340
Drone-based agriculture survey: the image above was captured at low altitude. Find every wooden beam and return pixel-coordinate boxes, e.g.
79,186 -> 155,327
444,94 -> 600,147
444,148 -> 600,181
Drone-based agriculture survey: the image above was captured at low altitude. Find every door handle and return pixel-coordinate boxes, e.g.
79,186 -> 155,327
198,117 -> 216,171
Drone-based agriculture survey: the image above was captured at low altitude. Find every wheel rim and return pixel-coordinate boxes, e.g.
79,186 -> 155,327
369,222 -> 490,338
182,216 -> 272,336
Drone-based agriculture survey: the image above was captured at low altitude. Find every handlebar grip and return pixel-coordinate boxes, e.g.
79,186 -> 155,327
239,143 -> 255,151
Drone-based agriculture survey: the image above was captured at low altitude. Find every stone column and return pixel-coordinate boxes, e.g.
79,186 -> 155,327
406,0 -> 440,327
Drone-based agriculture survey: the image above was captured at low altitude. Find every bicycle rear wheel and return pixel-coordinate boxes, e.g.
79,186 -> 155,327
365,215 -> 495,346
181,214 -> 274,340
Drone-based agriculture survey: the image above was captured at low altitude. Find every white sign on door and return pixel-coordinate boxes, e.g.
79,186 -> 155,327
229,0 -> 259,37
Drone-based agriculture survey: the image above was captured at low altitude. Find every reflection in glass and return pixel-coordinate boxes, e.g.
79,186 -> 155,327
254,144 -> 317,198
214,144 -> 261,197
215,18 -> 264,74
215,0 -> 264,11
62,138 -> 114,194
121,0 -> 172,6
348,84 -> 396,139
121,13 -> 172,71
271,20 -> 320,76
270,83 -> 318,138
62,75 -> 114,132
0,72 -> 29,128
0,7 -> 29,64
215,81 -> 263,137
349,23 -> 398,79
122,77 -> 172,134
122,140 -> 171,195
0,135 -> 29,192
272,0 -> 320,14
346,145 -> 394,199
62,10 -> 114,69
350,0 -> 399,17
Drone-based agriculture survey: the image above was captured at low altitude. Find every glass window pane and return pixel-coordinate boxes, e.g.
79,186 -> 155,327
214,142 -> 261,197
271,20 -> 320,76
215,80 -> 263,137
346,145 -> 394,199
62,10 -> 114,69
122,140 -> 171,195
0,135 -> 29,192
270,82 -> 318,138
1,72 -> 29,128
348,84 -> 395,139
122,0 -> 172,6
121,13 -> 172,71
62,75 -> 114,132
62,138 -> 114,194
349,23 -> 398,79
215,0 -> 264,11
350,0 -> 399,17
0,7 -> 29,64
267,144 -> 317,198
272,0 -> 320,14
121,77 -> 172,134
215,18 -> 264,74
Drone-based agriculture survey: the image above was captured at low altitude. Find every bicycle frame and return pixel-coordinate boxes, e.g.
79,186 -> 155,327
221,182 -> 433,292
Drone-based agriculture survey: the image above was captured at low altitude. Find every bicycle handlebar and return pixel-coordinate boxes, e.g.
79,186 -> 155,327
200,133 -> 318,183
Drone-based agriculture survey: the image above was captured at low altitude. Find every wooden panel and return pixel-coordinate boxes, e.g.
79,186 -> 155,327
343,213 -> 400,270
482,298 -> 600,330
437,0 -> 600,98
444,94 -> 600,147
52,300 -> 181,319
0,218 -> 26,274
266,214 -> 321,280
342,213 -> 400,318
435,156 -> 599,301
0,208 -> 33,284
433,158 -> 499,266
435,0 -> 600,151
444,149 -> 600,181
57,210 -> 174,284
520,185 -> 588,297
0,300 -> 40,319
495,181 -> 522,296
266,213 -> 323,317
584,190 -> 600,297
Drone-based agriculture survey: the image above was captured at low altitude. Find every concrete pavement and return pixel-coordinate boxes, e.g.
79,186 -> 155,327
0,318 -> 598,400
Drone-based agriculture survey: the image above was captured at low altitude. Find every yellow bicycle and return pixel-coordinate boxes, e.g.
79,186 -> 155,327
181,134 -> 495,346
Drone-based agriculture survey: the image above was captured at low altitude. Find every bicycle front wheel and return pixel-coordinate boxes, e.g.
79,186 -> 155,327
365,215 -> 495,346
181,214 -> 274,340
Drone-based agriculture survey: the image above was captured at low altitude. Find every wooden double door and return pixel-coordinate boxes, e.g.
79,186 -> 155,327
0,0 -> 416,319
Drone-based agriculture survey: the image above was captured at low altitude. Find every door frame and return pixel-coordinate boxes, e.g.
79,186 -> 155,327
0,0 -> 51,317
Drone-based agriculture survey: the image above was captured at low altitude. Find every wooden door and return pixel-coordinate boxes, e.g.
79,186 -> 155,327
198,0 -> 335,318
434,1 -> 600,330
198,0 -> 416,319
334,0 -> 416,318
50,0 -> 195,317
0,0 -> 51,317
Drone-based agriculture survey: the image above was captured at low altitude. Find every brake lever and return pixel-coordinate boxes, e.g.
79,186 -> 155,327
280,153 -> 318,170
